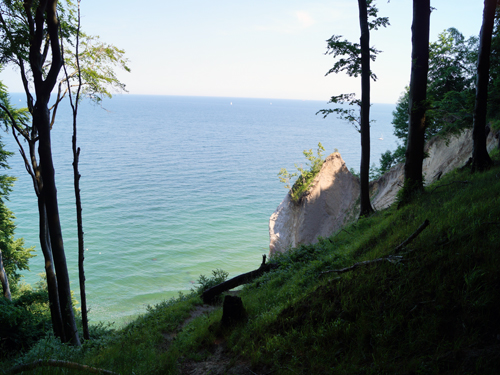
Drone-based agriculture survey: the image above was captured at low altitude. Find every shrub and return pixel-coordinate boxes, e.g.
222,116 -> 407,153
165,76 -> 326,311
278,142 -> 326,203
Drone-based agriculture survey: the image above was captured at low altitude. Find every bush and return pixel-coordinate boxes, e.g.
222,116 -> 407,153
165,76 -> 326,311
278,142 -> 326,203
0,288 -> 51,357
193,269 -> 229,295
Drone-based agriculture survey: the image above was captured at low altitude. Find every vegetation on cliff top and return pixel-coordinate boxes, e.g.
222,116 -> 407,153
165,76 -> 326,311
278,142 -> 326,204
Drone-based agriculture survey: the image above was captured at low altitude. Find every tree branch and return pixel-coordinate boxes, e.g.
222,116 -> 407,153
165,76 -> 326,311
322,219 -> 430,274
430,180 -> 469,193
393,219 -> 430,253
43,0 -> 63,94
321,255 -> 403,275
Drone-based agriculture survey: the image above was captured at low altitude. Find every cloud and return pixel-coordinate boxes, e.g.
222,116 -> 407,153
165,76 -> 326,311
256,10 -> 316,34
295,11 -> 315,29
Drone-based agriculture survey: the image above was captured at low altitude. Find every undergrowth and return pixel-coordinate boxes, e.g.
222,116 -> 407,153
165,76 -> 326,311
2,154 -> 500,374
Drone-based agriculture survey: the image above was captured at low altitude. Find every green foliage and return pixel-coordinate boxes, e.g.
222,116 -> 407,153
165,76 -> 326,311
62,35 -> 131,105
427,28 -> 477,102
323,0 -> 389,80
0,286 -> 51,358
318,1 -> 388,129
317,93 -> 362,132
277,168 -> 297,192
0,0 -> 78,67
0,203 -> 34,291
192,268 -> 229,295
427,28 -> 478,134
0,81 -> 34,292
0,0 -> 130,115
377,149 -> 397,174
278,142 -> 325,203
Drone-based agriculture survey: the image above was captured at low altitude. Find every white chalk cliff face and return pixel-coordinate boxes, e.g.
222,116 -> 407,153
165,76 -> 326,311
371,129 -> 498,210
269,152 -> 359,255
270,129 -> 498,255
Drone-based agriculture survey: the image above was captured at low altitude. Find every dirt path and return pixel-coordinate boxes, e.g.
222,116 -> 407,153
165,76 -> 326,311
160,303 -> 262,375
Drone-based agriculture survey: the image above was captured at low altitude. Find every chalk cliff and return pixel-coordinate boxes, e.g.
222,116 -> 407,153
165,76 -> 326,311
270,129 -> 498,255
371,129 -> 498,210
269,152 -> 359,255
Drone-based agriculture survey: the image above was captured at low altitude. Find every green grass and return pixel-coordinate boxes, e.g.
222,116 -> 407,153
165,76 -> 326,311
2,154 -> 500,374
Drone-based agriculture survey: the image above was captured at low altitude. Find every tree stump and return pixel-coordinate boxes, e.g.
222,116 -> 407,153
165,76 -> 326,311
221,295 -> 247,327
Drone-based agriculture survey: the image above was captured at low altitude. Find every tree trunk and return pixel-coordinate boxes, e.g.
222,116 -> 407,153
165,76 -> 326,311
69,9 -> 89,336
403,0 -> 431,199
471,0 -> 496,172
37,196 -> 65,341
0,249 -> 12,301
358,0 -> 374,217
74,126 -> 89,340
35,102 -> 80,346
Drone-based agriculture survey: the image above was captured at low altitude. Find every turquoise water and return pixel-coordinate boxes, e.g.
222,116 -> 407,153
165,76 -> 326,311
4,95 -> 396,325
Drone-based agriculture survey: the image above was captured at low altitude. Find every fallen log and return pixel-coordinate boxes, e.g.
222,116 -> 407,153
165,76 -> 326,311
202,255 -> 278,304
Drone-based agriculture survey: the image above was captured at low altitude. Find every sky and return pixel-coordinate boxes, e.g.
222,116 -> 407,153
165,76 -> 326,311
0,0 -> 487,104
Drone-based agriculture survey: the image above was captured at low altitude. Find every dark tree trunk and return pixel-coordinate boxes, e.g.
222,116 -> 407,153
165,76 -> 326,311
358,0 -> 374,217
403,0 -> 431,198
35,103 -> 80,346
0,249 -> 12,301
221,295 -> 247,327
37,196 -> 65,341
471,0 -> 496,172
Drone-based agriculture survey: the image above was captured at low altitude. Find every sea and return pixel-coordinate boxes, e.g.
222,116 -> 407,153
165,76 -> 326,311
3,94 -> 397,326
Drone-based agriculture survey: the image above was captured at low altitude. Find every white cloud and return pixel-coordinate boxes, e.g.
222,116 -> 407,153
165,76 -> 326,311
295,11 -> 315,29
255,10 -> 316,34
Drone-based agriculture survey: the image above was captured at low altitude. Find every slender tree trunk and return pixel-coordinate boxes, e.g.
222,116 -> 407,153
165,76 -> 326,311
73,128 -> 89,339
403,0 -> 430,198
471,0 -> 496,172
358,0 -> 374,217
69,1 -> 89,339
0,249 -> 12,301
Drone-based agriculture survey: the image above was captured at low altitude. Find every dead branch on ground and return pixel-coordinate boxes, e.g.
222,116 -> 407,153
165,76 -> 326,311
430,181 -> 469,193
321,219 -> 430,275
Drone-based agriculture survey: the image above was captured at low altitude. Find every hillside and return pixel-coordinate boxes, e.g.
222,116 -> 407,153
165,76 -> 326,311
3,152 -> 500,375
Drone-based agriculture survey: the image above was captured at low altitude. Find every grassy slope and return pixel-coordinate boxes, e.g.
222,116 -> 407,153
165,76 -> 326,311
4,153 -> 500,374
